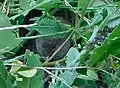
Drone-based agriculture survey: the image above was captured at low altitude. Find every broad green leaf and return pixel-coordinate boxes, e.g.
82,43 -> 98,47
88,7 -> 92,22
25,50 -> 42,67
87,69 -> 98,80
88,25 -> 120,66
0,75 -> 7,88
0,12 -> 20,55
0,12 -> 11,27
6,77 -> 13,88
18,68 -> 37,77
17,50 -> 43,88
0,60 -> 13,88
102,8 -> 108,19
78,0 -> 90,8
19,0 -> 29,10
0,60 -> 7,77
66,47 -> 80,67
27,17 -> 61,35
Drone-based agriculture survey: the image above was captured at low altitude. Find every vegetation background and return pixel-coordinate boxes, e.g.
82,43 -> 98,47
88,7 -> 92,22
0,0 -> 120,88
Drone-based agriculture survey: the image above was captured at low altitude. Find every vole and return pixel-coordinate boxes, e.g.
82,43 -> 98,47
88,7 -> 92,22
35,37 -> 71,61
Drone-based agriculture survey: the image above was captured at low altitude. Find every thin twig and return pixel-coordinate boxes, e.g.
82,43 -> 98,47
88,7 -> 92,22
4,63 -> 72,88
6,3 -> 10,16
4,63 -> 120,81
2,0 -> 7,12
17,30 -> 71,40
64,0 -> 91,25
0,23 -> 37,31
45,31 -> 74,62
43,58 -> 66,67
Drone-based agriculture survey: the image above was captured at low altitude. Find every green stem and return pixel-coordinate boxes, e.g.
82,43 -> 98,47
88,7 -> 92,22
42,58 -> 66,67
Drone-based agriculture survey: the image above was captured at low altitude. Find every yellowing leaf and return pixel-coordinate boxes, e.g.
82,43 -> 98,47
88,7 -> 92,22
10,60 -> 22,73
18,68 -> 37,77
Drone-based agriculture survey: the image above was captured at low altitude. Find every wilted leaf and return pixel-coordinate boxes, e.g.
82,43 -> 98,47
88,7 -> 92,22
18,68 -> 37,77
10,60 -> 22,73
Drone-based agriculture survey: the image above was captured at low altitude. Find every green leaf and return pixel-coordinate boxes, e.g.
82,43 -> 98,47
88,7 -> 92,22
17,50 -> 43,88
52,71 -> 77,88
0,13 -> 11,27
19,0 -> 29,10
0,75 -> 7,88
0,60 -> 13,88
6,77 -> 13,88
37,0 -> 61,10
77,74 -> 93,80
27,17 -> 61,35
59,71 -> 77,86
0,60 -> 7,77
25,50 -> 42,67
78,0 -> 90,9
66,47 -> 80,67
18,68 -> 37,77
77,69 -> 98,81
87,69 -> 98,80
0,12 -> 20,55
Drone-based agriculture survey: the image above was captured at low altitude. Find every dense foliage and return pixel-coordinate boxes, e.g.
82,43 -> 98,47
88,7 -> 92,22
0,0 -> 120,88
